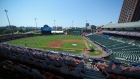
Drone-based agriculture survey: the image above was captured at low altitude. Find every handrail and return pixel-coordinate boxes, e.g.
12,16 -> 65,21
102,70 -> 110,79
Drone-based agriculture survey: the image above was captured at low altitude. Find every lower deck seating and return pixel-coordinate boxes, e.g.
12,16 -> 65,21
87,34 -> 140,64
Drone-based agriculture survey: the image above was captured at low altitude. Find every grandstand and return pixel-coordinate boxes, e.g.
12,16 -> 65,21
87,34 -> 140,63
87,21 -> 140,64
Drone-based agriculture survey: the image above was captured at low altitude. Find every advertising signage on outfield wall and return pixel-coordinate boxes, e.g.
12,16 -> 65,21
67,27 -> 82,35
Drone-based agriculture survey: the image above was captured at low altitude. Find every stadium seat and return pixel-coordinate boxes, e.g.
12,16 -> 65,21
109,73 -> 117,79
51,76 -> 64,79
43,72 -> 53,79
117,75 -> 127,79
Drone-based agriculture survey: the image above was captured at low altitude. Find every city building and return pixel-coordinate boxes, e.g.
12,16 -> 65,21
118,0 -> 140,23
85,23 -> 89,31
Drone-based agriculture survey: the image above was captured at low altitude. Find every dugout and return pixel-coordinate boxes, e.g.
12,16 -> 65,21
67,27 -> 83,35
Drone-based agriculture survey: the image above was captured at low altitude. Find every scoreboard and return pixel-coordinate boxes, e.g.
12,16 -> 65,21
41,25 -> 52,35
41,27 -> 52,31
67,28 -> 82,35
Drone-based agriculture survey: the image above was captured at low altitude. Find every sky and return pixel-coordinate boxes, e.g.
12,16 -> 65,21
0,0 -> 123,27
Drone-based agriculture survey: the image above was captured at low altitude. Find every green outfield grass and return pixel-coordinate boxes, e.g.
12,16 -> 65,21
88,50 -> 103,56
62,42 -> 86,49
8,35 -> 85,54
7,35 -> 102,55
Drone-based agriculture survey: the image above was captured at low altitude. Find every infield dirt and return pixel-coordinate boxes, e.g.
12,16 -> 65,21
47,40 -> 90,50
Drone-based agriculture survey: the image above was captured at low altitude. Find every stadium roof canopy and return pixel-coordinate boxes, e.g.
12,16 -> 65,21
103,21 -> 140,28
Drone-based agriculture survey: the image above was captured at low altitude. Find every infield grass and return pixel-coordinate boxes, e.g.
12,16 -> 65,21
62,42 -> 86,49
88,50 -> 103,56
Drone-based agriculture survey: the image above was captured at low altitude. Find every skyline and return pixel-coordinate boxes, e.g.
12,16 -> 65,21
0,0 -> 123,27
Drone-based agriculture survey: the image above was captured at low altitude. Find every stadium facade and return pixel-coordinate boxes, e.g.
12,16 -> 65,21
118,0 -> 140,23
102,21 -> 140,37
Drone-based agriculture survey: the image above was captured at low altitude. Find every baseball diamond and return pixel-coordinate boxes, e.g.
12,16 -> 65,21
7,35 -> 104,56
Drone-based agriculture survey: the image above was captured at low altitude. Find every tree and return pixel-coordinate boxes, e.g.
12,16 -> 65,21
3,28 -> 11,34
19,28 -> 23,32
0,29 -> 4,35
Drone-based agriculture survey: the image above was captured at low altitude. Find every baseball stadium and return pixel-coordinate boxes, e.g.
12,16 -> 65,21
0,0 -> 140,79
1,21 -> 140,79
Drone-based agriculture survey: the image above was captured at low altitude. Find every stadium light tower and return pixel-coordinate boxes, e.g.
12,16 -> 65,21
86,20 -> 87,32
72,21 -> 74,27
54,20 -> 56,33
4,9 -> 13,34
34,18 -> 37,31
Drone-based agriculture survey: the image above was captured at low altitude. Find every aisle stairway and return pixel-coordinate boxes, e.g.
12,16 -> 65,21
84,62 -> 105,79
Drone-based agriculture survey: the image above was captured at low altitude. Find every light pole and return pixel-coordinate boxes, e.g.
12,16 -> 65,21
54,20 -> 56,33
72,21 -> 74,27
86,20 -> 87,33
35,18 -> 37,31
54,20 -> 56,26
5,10 -> 13,34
